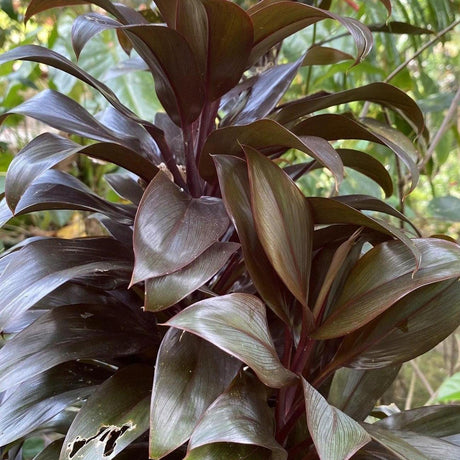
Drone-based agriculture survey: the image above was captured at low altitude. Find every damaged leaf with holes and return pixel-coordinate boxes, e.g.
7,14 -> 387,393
0,1 -> 460,460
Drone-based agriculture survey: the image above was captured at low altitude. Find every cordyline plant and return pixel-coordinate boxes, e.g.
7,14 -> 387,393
1,0 -> 460,459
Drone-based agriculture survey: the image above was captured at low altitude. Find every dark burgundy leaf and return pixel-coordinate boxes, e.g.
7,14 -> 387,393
186,372 -> 286,460
302,377 -> 371,460
61,364 -> 153,460
0,304 -> 154,392
132,172 -> 229,283
248,1 -> 372,66
214,154 -> 292,323
313,239 -> 460,339
200,119 -> 343,185
150,329 -> 240,459
245,145 -> 313,308
165,293 -> 297,388
144,241 -> 239,311
0,362 -> 112,445
0,238 -> 133,331
328,366 -> 401,421
274,83 -> 425,135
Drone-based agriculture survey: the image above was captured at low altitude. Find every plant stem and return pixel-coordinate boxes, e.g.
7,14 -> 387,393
304,22 -> 317,95
183,124 -> 204,197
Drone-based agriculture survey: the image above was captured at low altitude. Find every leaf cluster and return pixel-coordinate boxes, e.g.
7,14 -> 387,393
1,1 -> 460,459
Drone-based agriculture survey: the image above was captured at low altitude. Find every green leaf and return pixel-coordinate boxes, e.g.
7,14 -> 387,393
214,155 -> 292,323
61,364 -> 152,460
336,280 -> 460,368
200,119 -> 343,185
0,304 -> 153,393
132,172 -> 229,283
165,293 -> 297,388
186,372 -> 287,460
328,366 -> 400,421
0,362 -> 111,445
145,242 -> 239,311
313,239 -> 460,339
245,145 -> 313,307
436,374 -> 460,402
302,377 -> 371,460
149,329 -> 241,459
0,238 -> 133,331
428,196 -> 460,222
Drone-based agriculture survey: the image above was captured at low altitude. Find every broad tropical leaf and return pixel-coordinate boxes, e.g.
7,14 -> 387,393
328,366 -> 401,421
302,378 -> 371,460
214,154 -> 292,323
132,172 -> 229,283
186,372 -> 286,460
145,241 -> 239,311
60,364 -> 152,460
335,280 -> 460,368
200,119 -> 343,185
0,362 -> 112,445
0,238 -> 133,331
245,145 -> 313,307
0,304 -> 154,392
165,293 -> 296,388
313,239 -> 460,339
149,329 -> 240,459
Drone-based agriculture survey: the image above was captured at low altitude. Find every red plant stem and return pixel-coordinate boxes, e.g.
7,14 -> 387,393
288,437 -> 313,459
196,99 -> 219,161
183,124 -> 204,197
277,401 -> 305,445
343,0 -> 359,11
276,326 -> 294,429
145,127 -> 187,190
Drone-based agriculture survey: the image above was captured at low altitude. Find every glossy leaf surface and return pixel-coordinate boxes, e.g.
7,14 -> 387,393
313,239 -> 460,339
336,280 -> 460,368
302,377 -> 371,460
13,170 -> 135,223
132,172 -> 228,283
214,155 -> 291,322
0,304 -> 153,392
61,364 -> 152,460
365,424 -> 460,460
145,241 -> 239,311
186,372 -> 286,460
0,362 -> 111,445
150,329 -> 240,459
226,57 -> 304,126
166,293 -> 296,388
200,119 -> 343,184
328,366 -> 400,421
200,0 -> 253,101
249,1 -> 372,66
376,405 -> 460,437
0,238 -> 133,331
274,83 -> 424,134
245,145 -> 313,306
